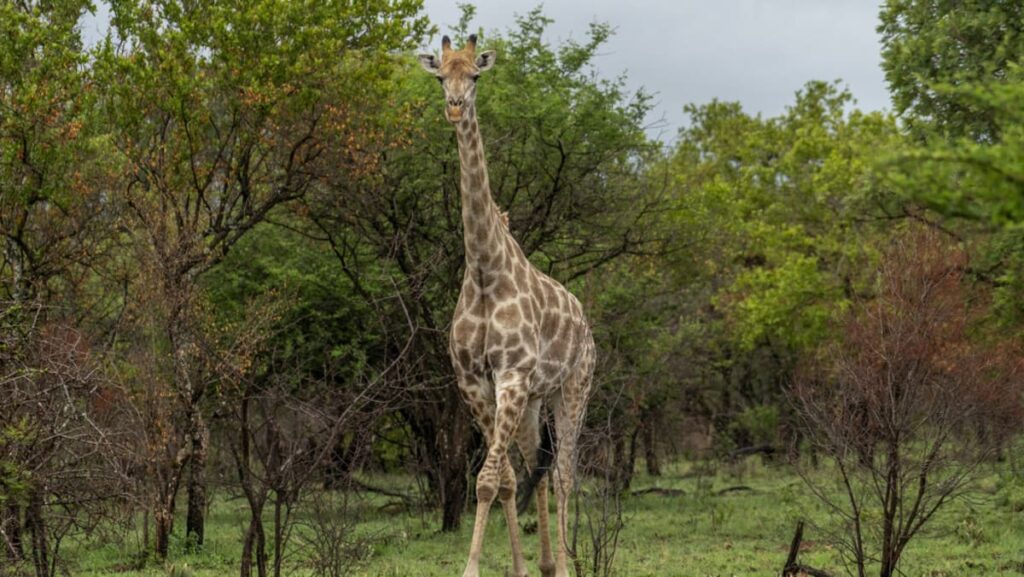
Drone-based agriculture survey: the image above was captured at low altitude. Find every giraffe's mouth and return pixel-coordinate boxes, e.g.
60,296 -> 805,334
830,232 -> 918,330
446,106 -> 464,122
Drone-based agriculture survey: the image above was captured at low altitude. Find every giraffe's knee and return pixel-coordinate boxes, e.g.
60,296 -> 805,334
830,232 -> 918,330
497,460 -> 517,502
497,483 -> 515,502
476,477 -> 497,503
476,466 -> 500,503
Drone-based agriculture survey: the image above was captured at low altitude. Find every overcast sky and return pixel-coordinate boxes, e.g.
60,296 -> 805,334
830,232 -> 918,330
81,1 -> 892,142
421,0 -> 891,141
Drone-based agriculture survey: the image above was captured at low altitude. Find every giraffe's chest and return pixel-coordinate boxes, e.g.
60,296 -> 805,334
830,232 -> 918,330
449,267 -> 536,374
449,267 -> 585,396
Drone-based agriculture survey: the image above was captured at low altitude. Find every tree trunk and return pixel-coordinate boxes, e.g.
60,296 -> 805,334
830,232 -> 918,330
272,497 -> 284,577
236,395 -> 268,577
641,411 -> 661,476
165,273 -> 207,552
441,461 -> 469,532
186,410 -> 209,549
404,384 -> 474,533
879,440 -> 900,577
439,394 -> 473,532
240,507 -> 267,577
26,489 -> 48,577
154,469 -> 183,559
3,502 -> 24,561
613,428 -> 639,492
154,499 -> 173,559
240,522 -> 253,577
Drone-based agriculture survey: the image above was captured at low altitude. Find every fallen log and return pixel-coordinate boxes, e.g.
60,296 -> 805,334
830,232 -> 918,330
728,444 -> 777,461
631,487 -> 685,497
716,485 -> 753,495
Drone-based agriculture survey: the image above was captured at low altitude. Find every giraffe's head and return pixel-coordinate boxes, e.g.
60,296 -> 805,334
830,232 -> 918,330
418,34 -> 496,123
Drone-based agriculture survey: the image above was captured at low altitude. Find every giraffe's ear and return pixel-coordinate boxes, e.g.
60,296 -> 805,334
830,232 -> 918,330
475,50 -> 496,72
418,53 -> 440,74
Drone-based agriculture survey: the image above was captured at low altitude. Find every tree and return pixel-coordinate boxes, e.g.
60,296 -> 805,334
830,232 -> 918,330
91,0 -> 429,553
1,2 -> 116,570
880,74 -> 1024,329
659,82 -> 900,453
0,0 -> 105,304
793,227 -> 1023,577
879,0 -> 1024,141
0,303 -> 136,577
202,222 -> 398,577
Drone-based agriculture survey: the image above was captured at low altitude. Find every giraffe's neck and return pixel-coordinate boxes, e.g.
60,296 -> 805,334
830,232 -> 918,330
455,112 -> 506,275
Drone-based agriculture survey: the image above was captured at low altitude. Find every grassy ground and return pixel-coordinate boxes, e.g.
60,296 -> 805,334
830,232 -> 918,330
63,459 -> 1024,577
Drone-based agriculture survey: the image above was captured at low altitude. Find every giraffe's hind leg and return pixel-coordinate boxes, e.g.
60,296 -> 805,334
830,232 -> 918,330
515,397 -> 555,577
551,366 -> 591,577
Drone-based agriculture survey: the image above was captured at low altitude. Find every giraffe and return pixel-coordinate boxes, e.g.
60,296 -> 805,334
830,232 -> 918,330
419,35 -> 595,577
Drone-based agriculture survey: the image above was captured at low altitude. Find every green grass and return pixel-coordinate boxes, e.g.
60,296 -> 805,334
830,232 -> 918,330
61,459 -> 1024,577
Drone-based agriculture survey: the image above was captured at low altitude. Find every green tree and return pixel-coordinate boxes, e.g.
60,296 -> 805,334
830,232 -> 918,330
1,0 -> 107,303
879,2 -> 1024,330
879,0 -> 1024,141
662,82 -> 900,446
0,3 -> 114,573
91,0 -> 429,554
882,76 -> 1024,326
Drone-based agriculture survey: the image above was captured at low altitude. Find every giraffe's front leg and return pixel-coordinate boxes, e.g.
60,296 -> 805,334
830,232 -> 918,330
463,369 -> 531,577
456,371 -> 492,577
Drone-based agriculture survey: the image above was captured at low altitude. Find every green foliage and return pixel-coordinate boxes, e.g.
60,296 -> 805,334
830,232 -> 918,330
728,405 -> 780,448
90,0 -> 432,277
670,82 -> 896,353
883,76 -> 1024,224
881,74 -> 1024,328
728,254 -> 836,351
202,219 -> 378,385
879,0 -> 1024,140
166,562 -> 196,577
0,0 -> 105,299
0,416 -> 35,506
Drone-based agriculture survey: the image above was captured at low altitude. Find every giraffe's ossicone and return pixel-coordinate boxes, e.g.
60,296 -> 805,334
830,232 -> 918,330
419,34 -> 595,577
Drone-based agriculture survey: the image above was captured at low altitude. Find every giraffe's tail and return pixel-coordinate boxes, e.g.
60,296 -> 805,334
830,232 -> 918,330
516,419 -> 555,516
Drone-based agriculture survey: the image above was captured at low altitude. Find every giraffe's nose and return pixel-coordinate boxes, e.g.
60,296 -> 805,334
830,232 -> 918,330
446,98 -> 465,121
